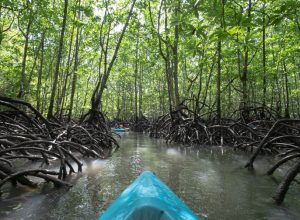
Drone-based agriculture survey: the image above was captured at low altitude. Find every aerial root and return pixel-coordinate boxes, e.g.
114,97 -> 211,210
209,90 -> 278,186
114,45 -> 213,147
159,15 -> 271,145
150,103 -> 300,205
0,96 -> 117,191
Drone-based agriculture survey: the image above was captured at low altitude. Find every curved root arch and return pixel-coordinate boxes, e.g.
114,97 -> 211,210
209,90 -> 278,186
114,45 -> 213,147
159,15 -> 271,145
0,97 -> 117,191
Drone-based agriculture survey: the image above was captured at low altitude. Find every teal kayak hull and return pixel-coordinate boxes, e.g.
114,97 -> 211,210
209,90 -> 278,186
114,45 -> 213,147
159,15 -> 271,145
99,171 -> 199,220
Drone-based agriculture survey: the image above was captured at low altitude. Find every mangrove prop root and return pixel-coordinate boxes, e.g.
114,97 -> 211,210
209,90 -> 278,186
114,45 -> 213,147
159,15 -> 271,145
0,96 -> 117,191
150,103 -> 300,206
273,160 -> 300,205
245,119 -> 300,169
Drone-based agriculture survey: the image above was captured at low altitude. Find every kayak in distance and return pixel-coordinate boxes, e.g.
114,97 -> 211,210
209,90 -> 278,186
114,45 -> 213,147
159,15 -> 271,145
99,171 -> 199,220
112,128 -> 130,132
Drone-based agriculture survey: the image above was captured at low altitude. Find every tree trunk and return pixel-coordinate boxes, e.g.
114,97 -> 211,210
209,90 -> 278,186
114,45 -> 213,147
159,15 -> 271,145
148,0 -> 174,109
139,65 -> 143,117
36,30 -> 46,112
47,0 -> 68,119
59,22 -> 75,119
68,0 -> 81,121
0,3 -> 2,45
91,0 -> 136,113
217,40 -> 221,123
81,75 -> 91,117
216,0 -> 225,123
262,1 -> 267,109
134,34 -> 139,121
172,0 -> 180,107
294,69 -> 300,117
18,9 -> 33,99
240,0 -> 251,121
27,32 -> 44,96
283,61 -> 290,118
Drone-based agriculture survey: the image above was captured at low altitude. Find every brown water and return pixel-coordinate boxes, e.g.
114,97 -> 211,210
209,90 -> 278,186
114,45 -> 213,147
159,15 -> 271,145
0,132 -> 300,220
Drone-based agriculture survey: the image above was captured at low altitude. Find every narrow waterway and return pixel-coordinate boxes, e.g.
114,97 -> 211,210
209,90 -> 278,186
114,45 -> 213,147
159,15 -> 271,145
0,132 -> 300,219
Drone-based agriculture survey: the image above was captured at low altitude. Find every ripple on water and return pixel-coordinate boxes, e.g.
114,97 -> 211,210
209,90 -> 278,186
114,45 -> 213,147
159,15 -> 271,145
1,133 -> 300,220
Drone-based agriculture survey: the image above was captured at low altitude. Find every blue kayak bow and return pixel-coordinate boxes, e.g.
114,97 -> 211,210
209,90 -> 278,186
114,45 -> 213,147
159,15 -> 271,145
99,171 -> 199,220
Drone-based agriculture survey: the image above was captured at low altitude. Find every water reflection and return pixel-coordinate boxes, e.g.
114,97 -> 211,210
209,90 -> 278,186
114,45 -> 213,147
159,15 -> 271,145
0,133 -> 300,219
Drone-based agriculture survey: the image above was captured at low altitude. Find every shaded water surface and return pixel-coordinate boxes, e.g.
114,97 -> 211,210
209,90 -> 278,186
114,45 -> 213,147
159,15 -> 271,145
0,133 -> 300,219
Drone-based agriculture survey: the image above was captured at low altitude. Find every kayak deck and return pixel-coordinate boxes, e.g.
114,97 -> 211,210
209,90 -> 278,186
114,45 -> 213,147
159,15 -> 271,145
99,171 -> 199,220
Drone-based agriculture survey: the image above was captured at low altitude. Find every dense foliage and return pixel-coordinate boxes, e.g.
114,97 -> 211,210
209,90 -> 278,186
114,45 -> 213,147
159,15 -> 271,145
1,0 -> 299,120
